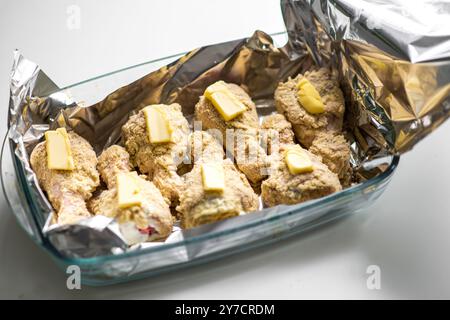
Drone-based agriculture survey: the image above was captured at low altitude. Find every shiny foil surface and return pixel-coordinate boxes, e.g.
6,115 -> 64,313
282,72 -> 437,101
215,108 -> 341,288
7,0 -> 449,257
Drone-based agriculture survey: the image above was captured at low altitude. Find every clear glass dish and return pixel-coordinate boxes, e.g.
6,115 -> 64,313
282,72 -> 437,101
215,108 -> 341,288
1,33 -> 400,286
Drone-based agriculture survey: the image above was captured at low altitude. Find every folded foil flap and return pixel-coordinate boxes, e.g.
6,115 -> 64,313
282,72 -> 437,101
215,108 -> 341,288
282,0 -> 450,153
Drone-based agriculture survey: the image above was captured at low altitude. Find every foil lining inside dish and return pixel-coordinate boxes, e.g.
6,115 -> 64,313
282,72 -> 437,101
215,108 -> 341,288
7,0 -> 450,258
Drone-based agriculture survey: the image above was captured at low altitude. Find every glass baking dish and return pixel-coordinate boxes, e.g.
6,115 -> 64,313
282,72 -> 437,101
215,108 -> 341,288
1,32 -> 400,286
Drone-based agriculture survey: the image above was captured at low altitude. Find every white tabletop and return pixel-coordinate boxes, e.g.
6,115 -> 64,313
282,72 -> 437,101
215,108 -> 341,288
0,0 -> 449,299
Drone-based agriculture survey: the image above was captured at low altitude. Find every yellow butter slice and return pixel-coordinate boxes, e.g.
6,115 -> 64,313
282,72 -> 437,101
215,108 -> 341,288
45,127 -> 75,170
285,146 -> 314,174
297,78 -> 325,114
143,105 -> 173,143
117,172 -> 142,209
201,163 -> 225,192
205,81 -> 246,121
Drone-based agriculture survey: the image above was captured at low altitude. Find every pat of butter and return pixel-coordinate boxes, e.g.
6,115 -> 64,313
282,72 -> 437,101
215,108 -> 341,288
205,81 -> 246,121
143,105 -> 173,143
297,78 -> 325,114
117,172 -> 142,209
285,146 -> 314,174
45,127 -> 75,170
201,163 -> 225,192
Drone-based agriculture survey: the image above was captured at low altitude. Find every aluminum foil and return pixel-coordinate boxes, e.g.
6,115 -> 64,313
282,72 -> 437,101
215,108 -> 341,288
284,0 -> 450,158
7,0 -> 450,258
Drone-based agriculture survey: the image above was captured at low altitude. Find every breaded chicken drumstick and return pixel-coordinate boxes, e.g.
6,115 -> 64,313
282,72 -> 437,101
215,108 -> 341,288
89,145 -> 173,245
30,129 -> 100,225
260,114 -> 341,207
177,131 -> 259,229
122,103 -> 190,206
195,81 -> 270,185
